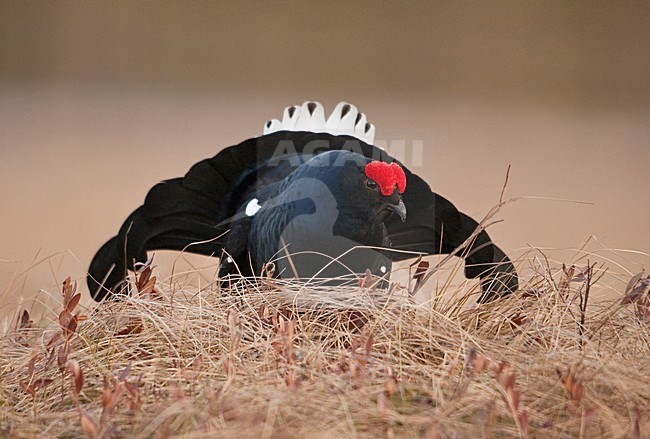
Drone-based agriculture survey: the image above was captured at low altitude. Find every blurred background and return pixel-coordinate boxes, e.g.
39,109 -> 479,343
1,1 -> 649,322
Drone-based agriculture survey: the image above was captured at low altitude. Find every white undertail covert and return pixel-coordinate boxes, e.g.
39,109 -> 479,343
263,101 -> 377,145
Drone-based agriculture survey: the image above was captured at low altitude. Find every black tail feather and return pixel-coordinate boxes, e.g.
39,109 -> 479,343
386,173 -> 518,301
87,236 -> 129,301
87,180 -> 230,300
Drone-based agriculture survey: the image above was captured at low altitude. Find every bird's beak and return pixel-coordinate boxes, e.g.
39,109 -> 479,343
388,200 -> 407,222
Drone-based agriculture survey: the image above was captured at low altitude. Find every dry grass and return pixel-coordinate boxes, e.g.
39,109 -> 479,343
1,253 -> 650,439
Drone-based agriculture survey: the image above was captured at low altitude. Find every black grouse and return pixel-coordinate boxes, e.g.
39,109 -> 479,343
88,101 -> 518,302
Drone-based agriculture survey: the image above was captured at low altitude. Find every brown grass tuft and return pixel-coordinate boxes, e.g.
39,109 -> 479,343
1,253 -> 650,438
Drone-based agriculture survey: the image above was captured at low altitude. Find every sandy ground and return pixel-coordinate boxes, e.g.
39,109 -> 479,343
1,83 -> 648,324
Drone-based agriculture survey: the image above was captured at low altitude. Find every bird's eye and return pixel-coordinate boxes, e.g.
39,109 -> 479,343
365,178 -> 378,190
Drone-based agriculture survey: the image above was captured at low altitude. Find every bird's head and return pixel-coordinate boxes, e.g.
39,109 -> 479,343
322,153 -> 407,225
281,150 -> 407,230
362,160 -> 407,222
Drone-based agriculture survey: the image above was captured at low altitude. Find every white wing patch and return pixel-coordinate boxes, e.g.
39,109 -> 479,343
245,198 -> 262,217
263,101 -> 377,146
380,265 -> 387,274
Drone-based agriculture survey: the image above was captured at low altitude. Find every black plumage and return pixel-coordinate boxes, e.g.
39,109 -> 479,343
88,123 -> 518,302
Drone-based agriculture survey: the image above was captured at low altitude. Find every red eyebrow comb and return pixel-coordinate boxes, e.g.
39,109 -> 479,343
364,161 -> 407,196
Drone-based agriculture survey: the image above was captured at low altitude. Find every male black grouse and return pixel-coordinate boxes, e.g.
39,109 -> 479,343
88,101 -> 518,302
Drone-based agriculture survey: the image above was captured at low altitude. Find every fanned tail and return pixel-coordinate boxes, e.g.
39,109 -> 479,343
88,115 -> 518,303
